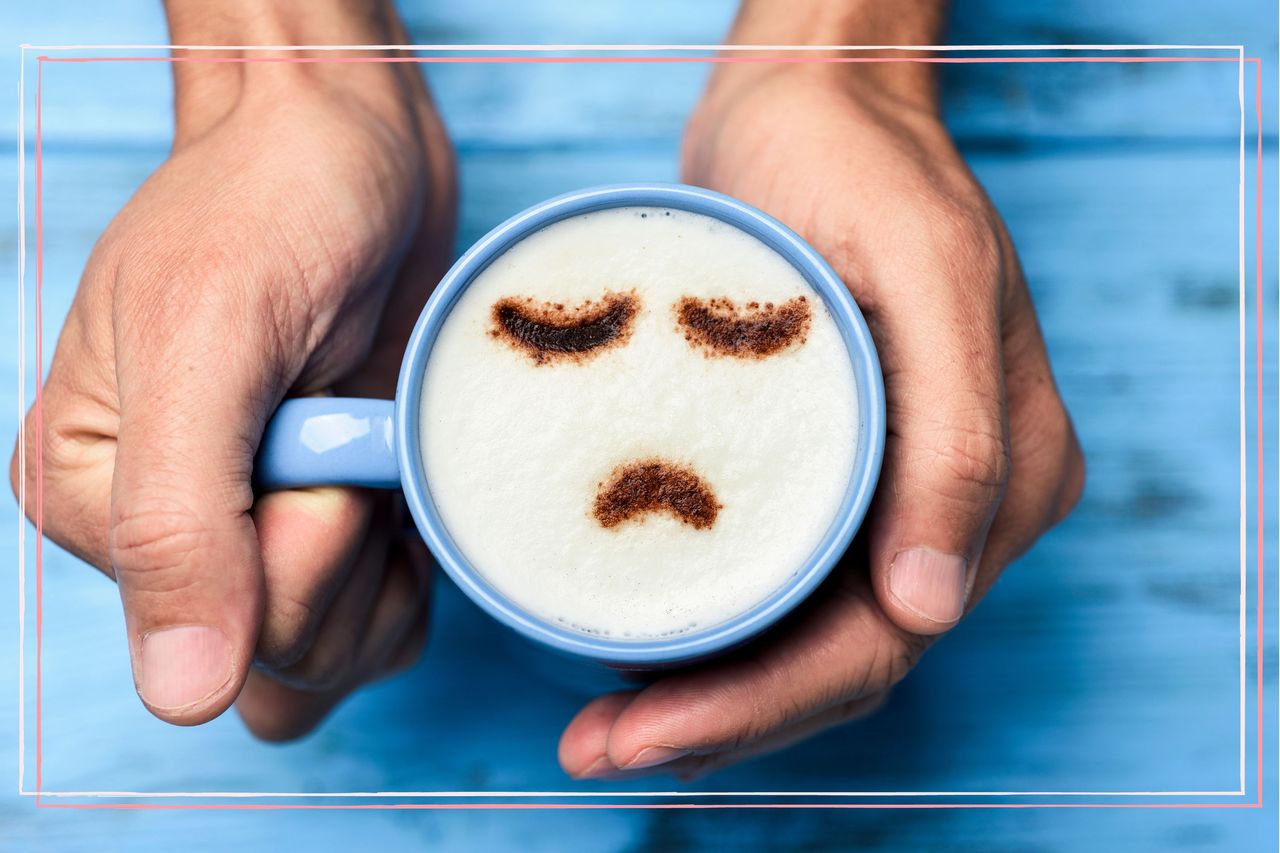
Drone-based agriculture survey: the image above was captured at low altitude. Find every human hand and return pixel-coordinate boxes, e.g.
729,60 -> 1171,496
12,2 -> 456,738
558,4 -> 1084,779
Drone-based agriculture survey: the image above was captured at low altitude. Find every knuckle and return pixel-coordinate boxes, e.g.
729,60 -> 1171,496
832,691 -> 890,723
239,706 -> 319,744
914,194 -> 1003,283
12,409 -> 115,568
384,557 -> 424,609
41,418 -> 96,479
9,429 -> 27,512
278,640 -> 357,692
7,450 -> 17,507
869,627 -> 930,694
822,585 -> 929,698
888,631 -> 929,686
11,412 -> 47,517
242,719 -> 301,744
1054,429 -> 1087,524
924,421 -> 1010,505
383,638 -> 427,678
281,662 -> 351,694
256,594 -> 324,671
1021,391 -> 1086,526
721,713 -> 773,753
109,498 -> 209,584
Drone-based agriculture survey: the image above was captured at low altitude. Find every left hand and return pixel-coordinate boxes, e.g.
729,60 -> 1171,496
557,56 -> 1084,780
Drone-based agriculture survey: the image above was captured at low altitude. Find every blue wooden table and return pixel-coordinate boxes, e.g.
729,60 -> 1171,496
3,1 -> 1278,850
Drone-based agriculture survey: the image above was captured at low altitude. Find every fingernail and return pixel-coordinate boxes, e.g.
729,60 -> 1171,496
888,548 -> 968,625
137,625 -> 233,711
622,746 -> 692,771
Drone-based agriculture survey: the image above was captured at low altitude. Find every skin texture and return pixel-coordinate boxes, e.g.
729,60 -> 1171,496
11,2 -> 456,738
556,10 -> 1085,780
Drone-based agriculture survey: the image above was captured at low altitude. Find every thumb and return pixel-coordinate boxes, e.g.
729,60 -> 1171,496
867,285 -> 1010,636
109,299 -> 275,725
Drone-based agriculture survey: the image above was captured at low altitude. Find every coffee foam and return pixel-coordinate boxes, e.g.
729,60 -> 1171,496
420,206 -> 858,639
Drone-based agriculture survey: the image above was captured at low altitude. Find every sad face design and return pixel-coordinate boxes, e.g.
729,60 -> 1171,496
491,288 -> 815,531
420,207 -> 858,639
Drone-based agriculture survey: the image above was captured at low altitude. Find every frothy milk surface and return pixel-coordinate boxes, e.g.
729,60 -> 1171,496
420,207 -> 858,639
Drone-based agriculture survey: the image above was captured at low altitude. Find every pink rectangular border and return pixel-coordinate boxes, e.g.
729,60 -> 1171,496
20,47 -> 1267,810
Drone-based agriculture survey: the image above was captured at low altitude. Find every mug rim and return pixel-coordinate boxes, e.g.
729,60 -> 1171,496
396,183 -> 885,665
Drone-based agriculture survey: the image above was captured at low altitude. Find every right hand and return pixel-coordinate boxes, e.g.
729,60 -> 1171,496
558,34 -> 1084,778
13,45 -> 456,738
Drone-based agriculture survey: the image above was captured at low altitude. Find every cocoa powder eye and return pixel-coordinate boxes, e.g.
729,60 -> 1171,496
489,291 -> 639,364
675,295 -> 811,359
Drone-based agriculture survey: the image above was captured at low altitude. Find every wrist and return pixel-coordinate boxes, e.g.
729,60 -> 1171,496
707,0 -> 948,116
163,0 -> 422,145
727,0 -> 947,45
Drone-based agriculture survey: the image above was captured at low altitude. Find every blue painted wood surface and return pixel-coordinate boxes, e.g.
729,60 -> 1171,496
3,1 -> 1279,850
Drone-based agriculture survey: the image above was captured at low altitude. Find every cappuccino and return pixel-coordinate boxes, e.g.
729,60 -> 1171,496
420,207 -> 858,639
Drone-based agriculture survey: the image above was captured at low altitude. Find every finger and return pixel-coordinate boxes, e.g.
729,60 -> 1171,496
968,269 -> 1085,603
378,533 -> 435,678
379,597 -> 431,679
351,538 -> 427,668
253,487 -> 376,669
268,520 -> 391,690
560,692 -> 640,779
568,692 -> 887,781
668,692 -> 888,782
234,669 -> 350,743
559,571 -> 926,776
236,538 -> 428,741
109,285 -> 282,725
864,228 -> 1011,635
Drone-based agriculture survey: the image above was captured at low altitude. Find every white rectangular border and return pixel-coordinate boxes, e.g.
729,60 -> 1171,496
13,42 -> 1256,801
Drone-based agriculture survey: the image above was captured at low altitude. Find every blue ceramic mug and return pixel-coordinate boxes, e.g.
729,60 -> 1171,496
256,183 -> 885,670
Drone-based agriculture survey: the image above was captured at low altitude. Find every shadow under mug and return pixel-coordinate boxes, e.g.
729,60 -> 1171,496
255,183 -> 886,671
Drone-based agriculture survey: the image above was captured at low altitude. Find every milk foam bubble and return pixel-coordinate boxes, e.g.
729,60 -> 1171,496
420,207 -> 858,639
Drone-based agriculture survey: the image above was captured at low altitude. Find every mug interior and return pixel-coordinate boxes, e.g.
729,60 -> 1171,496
396,184 -> 885,665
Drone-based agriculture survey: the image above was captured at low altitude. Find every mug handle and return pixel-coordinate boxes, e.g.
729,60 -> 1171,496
254,397 -> 400,490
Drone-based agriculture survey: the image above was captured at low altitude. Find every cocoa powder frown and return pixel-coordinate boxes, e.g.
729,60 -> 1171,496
593,459 -> 721,530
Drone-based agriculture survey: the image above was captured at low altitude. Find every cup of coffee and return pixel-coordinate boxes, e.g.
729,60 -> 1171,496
256,183 -> 885,670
